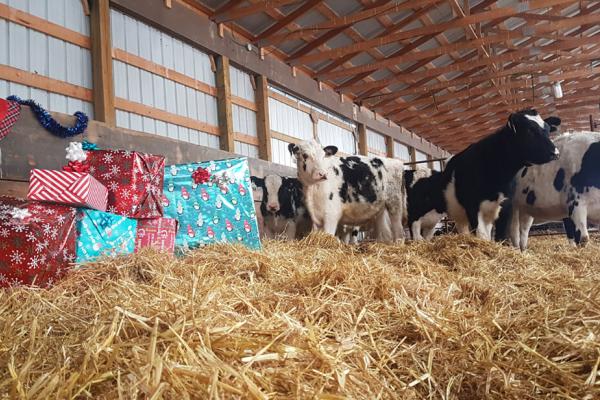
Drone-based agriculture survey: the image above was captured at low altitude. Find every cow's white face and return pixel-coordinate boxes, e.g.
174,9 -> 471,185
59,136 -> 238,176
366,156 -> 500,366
289,141 -> 338,185
264,175 -> 283,212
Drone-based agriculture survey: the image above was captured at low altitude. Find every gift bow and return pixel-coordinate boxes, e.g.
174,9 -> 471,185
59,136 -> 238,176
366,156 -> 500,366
192,167 -> 211,184
63,160 -> 90,173
65,141 -> 87,162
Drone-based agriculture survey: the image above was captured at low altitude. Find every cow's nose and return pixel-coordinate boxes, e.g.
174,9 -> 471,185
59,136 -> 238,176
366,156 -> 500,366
318,172 -> 327,180
268,204 -> 279,211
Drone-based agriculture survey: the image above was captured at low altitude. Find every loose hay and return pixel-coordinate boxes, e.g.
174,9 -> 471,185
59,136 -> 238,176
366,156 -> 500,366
1,233 -> 599,399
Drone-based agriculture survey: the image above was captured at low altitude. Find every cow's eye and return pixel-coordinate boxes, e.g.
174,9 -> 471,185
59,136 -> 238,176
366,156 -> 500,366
302,154 -> 308,160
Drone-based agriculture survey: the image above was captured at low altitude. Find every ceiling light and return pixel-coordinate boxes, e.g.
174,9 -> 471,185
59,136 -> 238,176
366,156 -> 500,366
552,81 -> 563,99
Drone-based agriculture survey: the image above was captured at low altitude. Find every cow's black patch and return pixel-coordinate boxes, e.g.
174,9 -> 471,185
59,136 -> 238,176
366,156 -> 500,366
526,190 -> 536,205
403,170 -> 415,189
521,167 -> 528,178
370,158 -> 383,169
329,192 -> 333,200
563,218 -> 576,240
256,176 -> 306,220
574,228 -> 582,244
338,157 -> 378,203
522,186 -> 529,194
553,168 -> 565,191
333,167 -> 340,176
571,142 -> 600,193
568,202 -> 575,216
351,229 -> 359,237
302,161 -> 307,172
377,170 -> 383,180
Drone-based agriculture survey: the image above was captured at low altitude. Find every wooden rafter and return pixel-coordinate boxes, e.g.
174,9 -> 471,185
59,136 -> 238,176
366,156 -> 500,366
254,0 -> 324,43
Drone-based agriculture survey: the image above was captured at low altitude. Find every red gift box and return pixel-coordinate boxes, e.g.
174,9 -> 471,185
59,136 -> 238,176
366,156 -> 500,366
135,218 -> 177,254
28,169 -> 108,211
0,197 -> 77,288
85,149 -> 165,219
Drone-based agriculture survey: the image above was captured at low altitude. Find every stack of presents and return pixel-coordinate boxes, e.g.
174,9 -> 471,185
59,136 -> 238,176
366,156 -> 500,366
0,142 -> 260,288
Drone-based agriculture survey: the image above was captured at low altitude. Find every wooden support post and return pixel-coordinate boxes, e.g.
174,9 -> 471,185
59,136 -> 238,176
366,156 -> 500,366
358,123 -> 368,156
255,75 -> 272,161
427,155 -> 434,169
216,55 -> 235,153
90,0 -> 115,126
385,135 -> 395,159
409,146 -> 417,164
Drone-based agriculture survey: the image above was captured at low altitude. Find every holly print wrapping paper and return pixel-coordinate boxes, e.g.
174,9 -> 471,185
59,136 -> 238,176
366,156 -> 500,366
162,157 -> 261,251
75,209 -> 138,263
0,197 -> 77,288
85,149 -> 165,219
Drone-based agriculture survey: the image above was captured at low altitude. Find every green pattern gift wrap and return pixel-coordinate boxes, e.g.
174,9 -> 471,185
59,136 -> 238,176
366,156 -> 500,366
162,157 -> 261,251
76,209 -> 138,263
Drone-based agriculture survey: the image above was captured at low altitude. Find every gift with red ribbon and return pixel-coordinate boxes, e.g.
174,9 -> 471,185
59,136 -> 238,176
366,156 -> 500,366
0,197 -> 77,288
28,169 -> 108,211
0,98 -> 21,141
85,149 -> 165,219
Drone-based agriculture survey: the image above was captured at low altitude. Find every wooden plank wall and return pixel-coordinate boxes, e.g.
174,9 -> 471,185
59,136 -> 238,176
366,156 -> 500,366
0,106 -> 295,197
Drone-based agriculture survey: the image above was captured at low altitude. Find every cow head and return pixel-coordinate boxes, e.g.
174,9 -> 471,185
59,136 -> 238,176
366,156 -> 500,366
263,175 -> 284,213
506,109 -> 561,165
288,140 -> 338,185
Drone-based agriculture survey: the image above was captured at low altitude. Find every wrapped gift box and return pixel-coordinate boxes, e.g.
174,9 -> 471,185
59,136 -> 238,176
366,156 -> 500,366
163,157 -> 261,251
135,218 -> 177,254
85,149 -> 165,219
76,209 -> 138,263
28,169 -> 108,211
0,197 -> 77,287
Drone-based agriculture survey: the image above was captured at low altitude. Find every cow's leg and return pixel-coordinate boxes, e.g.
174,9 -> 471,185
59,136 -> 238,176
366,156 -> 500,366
284,221 -> 297,241
466,206 -> 482,237
562,217 -> 576,247
518,213 -> 534,251
411,219 -> 423,241
509,207 -> 521,248
570,205 -> 589,246
387,209 -> 405,243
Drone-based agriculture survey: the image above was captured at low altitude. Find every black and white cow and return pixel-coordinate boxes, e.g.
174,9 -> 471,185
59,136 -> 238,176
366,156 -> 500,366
404,168 -> 446,240
250,175 -> 310,240
442,109 -> 561,239
506,131 -> 600,250
288,140 -> 406,242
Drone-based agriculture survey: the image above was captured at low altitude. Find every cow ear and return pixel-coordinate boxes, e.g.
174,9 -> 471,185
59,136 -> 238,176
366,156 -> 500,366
545,116 -> 561,132
507,113 -> 518,133
323,145 -> 338,156
288,143 -> 299,156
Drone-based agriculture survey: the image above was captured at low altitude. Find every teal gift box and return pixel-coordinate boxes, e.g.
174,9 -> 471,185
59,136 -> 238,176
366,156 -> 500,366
76,209 -> 138,263
162,157 -> 261,251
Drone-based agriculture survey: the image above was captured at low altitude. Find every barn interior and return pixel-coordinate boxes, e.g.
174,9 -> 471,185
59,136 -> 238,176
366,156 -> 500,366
0,0 -> 599,398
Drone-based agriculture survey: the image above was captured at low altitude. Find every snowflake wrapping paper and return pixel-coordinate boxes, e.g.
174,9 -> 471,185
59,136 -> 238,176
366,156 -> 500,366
85,149 -> 165,219
76,209 -> 138,263
162,157 -> 261,251
0,197 -> 77,288
135,218 -> 178,254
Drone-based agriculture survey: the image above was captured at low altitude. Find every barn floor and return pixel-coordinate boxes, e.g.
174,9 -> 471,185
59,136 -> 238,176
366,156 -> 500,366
1,234 -> 599,399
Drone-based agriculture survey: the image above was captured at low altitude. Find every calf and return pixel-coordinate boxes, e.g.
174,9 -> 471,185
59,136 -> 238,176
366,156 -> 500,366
404,168 -> 446,240
288,140 -> 405,242
442,109 -> 561,239
507,131 -> 600,250
250,175 -> 310,240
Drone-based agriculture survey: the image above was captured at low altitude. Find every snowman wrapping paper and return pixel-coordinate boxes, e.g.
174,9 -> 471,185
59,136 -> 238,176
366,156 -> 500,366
162,157 -> 261,251
75,209 -> 138,263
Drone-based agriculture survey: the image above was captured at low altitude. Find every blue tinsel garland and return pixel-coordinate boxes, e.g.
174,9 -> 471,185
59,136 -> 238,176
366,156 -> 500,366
7,95 -> 88,138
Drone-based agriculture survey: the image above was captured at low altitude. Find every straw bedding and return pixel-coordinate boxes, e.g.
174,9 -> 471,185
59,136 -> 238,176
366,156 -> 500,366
1,233 -> 599,399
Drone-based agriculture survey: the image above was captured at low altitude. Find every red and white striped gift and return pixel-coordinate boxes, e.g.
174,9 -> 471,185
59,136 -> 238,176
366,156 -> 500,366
28,169 -> 108,211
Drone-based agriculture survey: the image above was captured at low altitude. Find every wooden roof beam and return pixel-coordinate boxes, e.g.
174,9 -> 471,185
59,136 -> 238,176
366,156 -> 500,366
254,0 -> 324,43
214,0 -> 301,23
291,0 -> 579,66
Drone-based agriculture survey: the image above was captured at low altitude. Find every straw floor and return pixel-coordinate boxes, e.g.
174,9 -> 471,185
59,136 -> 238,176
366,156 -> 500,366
1,233 -> 599,399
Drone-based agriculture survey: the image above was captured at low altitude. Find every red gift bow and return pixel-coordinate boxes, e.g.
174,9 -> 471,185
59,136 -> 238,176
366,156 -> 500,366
192,167 -> 211,184
62,160 -> 90,173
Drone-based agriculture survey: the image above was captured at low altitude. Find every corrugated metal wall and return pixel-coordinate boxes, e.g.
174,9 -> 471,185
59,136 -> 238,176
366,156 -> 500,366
0,0 -> 93,116
367,128 -> 387,157
230,65 -> 258,158
268,97 -> 313,140
394,141 -> 411,162
317,119 -> 356,155
110,8 -> 219,148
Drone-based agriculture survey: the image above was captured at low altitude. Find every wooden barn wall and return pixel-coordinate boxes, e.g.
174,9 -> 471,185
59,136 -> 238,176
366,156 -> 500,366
110,8 -> 220,149
0,106 -> 295,197
110,0 -> 448,160
0,0 -> 94,117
